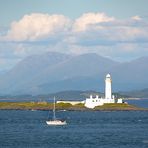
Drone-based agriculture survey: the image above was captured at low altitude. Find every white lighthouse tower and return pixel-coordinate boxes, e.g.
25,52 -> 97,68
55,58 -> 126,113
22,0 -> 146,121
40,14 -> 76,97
105,74 -> 112,99
84,73 -> 122,108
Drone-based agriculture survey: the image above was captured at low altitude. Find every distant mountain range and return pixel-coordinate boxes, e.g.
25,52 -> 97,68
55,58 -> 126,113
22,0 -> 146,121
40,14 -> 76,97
0,90 -> 128,101
0,52 -> 148,95
120,88 -> 148,98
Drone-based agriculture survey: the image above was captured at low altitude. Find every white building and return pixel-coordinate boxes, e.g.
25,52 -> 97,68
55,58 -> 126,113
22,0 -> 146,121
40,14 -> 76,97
85,74 -> 123,108
105,74 -> 112,99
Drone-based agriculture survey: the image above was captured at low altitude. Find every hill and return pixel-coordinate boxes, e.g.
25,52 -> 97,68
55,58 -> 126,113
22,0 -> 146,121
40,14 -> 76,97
120,88 -> 148,98
0,90 -> 128,101
0,52 -> 118,95
0,52 -> 72,94
109,56 -> 148,91
0,52 -> 148,95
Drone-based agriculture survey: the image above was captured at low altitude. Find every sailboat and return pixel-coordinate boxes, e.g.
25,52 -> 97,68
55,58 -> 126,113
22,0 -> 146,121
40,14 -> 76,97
46,97 -> 67,126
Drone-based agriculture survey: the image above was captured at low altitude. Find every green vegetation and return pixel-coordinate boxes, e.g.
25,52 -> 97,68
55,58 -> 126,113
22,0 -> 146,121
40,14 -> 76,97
94,103 -> 145,111
0,102 -> 52,110
0,102 -> 146,111
55,103 -> 73,110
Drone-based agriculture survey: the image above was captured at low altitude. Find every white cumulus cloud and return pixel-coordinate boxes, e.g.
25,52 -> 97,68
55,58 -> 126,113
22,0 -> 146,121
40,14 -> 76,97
0,12 -> 148,65
131,15 -> 142,21
73,12 -> 115,32
3,13 -> 71,41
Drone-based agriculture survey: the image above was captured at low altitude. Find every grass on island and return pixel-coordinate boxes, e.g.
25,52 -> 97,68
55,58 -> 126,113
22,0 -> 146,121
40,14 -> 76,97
0,102 -> 87,110
0,102 -> 145,111
0,102 -> 51,110
94,103 -> 144,110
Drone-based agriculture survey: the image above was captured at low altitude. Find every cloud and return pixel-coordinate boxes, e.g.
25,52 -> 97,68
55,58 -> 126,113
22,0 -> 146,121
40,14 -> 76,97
1,12 -> 148,44
2,13 -> 71,41
132,15 -> 142,21
69,15 -> 148,47
0,12 -> 148,67
73,12 -> 114,32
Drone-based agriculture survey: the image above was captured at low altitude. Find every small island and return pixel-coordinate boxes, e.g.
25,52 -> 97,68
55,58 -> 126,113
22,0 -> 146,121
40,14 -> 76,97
0,101 -> 146,111
0,74 -> 147,111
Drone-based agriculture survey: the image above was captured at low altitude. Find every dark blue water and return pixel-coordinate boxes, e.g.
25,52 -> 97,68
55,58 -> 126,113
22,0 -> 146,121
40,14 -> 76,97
0,110 -> 148,148
127,99 -> 148,108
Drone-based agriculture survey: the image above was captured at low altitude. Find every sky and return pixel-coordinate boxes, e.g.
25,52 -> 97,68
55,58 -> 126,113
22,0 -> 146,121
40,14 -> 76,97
0,0 -> 148,70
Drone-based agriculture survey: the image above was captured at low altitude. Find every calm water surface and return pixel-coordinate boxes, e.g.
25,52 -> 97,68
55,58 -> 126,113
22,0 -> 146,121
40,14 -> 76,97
0,110 -> 148,148
127,99 -> 148,108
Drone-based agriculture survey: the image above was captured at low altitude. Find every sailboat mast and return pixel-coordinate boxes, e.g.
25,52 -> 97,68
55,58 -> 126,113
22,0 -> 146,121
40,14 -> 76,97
53,97 -> 56,120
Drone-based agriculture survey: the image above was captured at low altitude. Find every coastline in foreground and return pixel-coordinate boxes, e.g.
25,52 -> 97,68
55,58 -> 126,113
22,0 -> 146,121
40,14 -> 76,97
0,102 -> 147,111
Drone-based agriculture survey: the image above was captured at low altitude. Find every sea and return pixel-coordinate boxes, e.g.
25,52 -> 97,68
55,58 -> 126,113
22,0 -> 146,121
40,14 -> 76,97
0,99 -> 148,148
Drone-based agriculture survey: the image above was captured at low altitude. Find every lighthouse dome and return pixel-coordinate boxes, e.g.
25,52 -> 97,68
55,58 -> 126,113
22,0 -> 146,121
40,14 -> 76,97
106,74 -> 111,78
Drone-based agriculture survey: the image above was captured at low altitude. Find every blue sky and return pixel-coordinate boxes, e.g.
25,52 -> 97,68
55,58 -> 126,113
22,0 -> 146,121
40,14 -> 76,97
1,0 -> 148,26
0,0 -> 148,70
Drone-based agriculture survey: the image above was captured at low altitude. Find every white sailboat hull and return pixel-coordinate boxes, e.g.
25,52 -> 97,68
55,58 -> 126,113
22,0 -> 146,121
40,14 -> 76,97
46,120 -> 67,126
46,97 -> 67,126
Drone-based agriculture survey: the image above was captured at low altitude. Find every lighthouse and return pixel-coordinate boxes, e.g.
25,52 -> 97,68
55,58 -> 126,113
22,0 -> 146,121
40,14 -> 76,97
84,73 -> 123,108
105,74 -> 112,99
